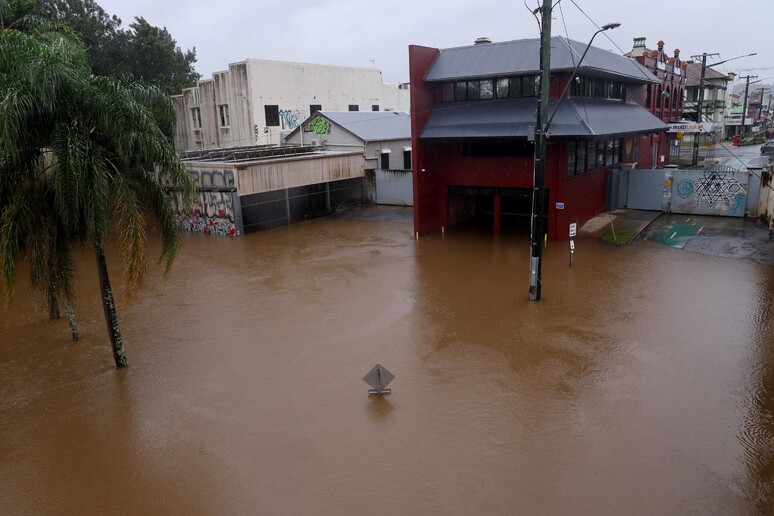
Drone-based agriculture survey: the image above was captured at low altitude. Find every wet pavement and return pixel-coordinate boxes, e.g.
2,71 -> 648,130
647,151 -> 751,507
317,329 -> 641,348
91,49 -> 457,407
1,205 -> 773,514
579,209 -> 661,241
641,213 -> 774,265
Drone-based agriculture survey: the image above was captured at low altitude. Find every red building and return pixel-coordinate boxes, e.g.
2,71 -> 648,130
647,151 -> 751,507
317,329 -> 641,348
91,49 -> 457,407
409,36 -> 668,240
627,38 -> 687,161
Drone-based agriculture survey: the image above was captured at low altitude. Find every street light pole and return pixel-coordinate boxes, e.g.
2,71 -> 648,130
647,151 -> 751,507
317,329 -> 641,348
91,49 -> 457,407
528,8 -> 619,301
545,23 -> 621,132
528,0 -> 552,301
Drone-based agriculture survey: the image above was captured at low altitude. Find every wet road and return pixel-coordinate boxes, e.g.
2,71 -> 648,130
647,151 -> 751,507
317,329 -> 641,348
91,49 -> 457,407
1,207 -> 773,514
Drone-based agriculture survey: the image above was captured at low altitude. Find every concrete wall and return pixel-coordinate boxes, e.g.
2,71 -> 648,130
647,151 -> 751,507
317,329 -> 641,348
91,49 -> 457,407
671,169 -> 749,217
365,140 -> 411,171
375,170 -> 413,206
174,59 -> 410,152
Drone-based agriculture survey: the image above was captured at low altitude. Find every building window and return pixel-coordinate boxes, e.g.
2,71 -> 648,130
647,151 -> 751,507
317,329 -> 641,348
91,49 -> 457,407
380,151 -> 390,169
372,104 -> 379,111
596,140 -> 606,168
348,104 -> 359,111
191,107 -> 201,129
310,104 -> 322,115
567,141 -> 577,176
496,78 -> 509,99
265,105 -> 279,127
467,80 -> 481,100
455,81 -> 467,101
571,76 -> 625,100
441,83 -> 455,102
444,75 -> 540,102
522,76 -> 537,96
586,140 -> 597,170
480,79 -> 494,99
403,149 -> 411,170
575,140 -> 586,175
218,104 -> 230,127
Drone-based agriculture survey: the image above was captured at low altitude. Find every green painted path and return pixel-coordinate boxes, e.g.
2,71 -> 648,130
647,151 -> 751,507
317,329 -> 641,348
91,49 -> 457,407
641,217 -> 704,249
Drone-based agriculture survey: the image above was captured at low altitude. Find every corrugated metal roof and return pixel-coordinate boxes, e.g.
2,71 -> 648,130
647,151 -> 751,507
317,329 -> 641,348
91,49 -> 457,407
425,36 -> 659,84
684,62 -> 730,87
419,98 -> 667,139
317,111 -> 411,141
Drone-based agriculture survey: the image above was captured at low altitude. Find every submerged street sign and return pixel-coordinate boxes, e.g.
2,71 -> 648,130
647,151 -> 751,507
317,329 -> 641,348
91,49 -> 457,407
363,364 -> 394,395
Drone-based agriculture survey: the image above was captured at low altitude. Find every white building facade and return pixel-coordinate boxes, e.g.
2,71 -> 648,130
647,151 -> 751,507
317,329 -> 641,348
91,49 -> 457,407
172,59 -> 410,153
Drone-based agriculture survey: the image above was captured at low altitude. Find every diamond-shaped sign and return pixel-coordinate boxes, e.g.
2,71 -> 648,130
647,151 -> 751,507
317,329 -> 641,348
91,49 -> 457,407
363,364 -> 394,390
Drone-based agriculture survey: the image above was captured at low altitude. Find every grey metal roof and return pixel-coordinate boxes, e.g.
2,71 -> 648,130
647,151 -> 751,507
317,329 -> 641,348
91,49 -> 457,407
313,111 -> 411,142
419,98 -> 668,140
425,36 -> 659,84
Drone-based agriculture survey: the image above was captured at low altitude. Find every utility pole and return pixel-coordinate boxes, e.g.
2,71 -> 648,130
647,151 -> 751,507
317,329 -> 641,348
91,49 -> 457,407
738,75 -> 758,138
528,0 -> 552,301
690,52 -> 755,150
756,87 -> 769,125
691,53 -> 718,166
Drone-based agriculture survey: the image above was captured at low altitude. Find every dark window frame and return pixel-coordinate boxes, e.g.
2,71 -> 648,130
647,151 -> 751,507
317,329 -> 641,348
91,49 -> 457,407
310,104 -> 322,115
218,104 -> 230,127
265,105 -> 279,127
348,104 -> 359,112
191,107 -> 202,129
403,150 -> 411,170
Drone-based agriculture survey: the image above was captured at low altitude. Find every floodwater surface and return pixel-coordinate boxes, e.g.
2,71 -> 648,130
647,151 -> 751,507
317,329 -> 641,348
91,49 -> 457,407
1,207 -> 772,514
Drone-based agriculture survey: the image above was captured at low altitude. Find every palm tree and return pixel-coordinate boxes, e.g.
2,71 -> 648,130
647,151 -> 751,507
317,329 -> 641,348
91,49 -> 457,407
0,23 -> 196,367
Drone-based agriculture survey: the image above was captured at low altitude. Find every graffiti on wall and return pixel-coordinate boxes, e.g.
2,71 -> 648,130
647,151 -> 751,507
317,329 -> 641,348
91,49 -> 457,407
187,169 -> 236,189
303,115 -> 330,135
279,109 -> 305,130
673,170 -> 748,216
169,187 -> 236,237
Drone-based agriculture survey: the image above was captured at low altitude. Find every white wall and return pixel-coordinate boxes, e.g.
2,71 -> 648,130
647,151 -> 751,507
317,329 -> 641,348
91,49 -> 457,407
174,59 -> 410,152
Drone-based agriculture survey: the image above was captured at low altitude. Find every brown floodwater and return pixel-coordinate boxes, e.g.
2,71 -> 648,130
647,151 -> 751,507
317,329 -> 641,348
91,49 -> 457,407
1,206 -> 772,514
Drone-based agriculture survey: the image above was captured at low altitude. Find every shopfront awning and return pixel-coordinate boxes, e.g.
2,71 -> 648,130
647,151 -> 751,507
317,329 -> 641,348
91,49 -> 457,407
420,98 -> 668,140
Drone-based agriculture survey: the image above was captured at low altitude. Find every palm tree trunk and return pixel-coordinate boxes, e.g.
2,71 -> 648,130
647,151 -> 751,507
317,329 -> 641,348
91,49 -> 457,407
94,241 -> 127,367
63,297 -> 79,340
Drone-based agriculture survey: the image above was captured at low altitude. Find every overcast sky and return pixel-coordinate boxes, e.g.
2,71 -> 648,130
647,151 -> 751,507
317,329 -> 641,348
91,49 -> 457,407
97,0 -> 773,89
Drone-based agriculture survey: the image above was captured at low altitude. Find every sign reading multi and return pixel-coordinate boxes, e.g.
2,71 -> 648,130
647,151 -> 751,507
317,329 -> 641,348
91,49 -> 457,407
668,121 -> 718,133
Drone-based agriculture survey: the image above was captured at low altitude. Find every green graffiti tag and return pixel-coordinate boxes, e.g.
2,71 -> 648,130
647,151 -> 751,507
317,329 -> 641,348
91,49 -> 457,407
305,116 -> 330,135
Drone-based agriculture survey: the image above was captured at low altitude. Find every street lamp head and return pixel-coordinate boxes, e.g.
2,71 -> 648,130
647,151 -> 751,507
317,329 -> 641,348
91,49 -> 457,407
601,22 -> 621,31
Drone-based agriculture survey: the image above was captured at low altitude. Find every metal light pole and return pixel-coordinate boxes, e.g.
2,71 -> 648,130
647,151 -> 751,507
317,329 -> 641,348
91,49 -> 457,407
528,6 -> 619,301
691,52 -> 755,165
528,0 -> 552,301
545,23 -> 621,131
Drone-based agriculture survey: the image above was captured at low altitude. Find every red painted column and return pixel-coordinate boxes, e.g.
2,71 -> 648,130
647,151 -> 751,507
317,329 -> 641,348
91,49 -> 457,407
493,194 -> 501,236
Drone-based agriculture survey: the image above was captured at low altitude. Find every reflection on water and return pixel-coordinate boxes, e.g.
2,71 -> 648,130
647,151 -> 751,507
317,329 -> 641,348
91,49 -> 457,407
739,271 -> 774,510
1,207 -> 772,514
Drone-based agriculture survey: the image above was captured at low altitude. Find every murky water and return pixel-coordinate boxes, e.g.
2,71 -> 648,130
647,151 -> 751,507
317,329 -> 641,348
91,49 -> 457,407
1,207 -> 772,514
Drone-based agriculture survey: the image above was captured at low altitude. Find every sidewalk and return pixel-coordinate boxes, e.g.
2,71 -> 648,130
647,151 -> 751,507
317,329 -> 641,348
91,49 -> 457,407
639,213 -> 774,265
580,209 -> 774,265
578,209 -> 661,239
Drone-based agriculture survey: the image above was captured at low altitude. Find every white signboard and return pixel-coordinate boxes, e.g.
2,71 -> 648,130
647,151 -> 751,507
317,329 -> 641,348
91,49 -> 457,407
569,223 -> 577,238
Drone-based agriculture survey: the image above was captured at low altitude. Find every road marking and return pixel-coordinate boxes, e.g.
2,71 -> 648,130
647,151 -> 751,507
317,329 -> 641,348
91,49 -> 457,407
671,231 -> 677,239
